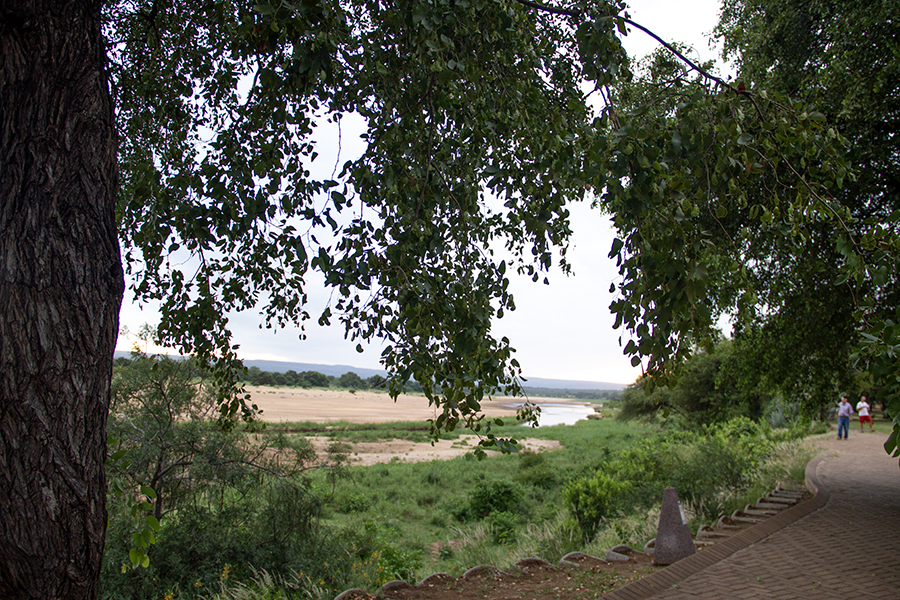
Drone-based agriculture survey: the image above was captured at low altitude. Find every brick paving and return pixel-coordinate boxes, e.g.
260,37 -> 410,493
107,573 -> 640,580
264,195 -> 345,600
602,430 -> 900,600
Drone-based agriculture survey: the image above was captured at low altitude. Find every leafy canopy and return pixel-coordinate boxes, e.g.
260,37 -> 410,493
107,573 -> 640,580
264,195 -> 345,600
105,0 -> 898,453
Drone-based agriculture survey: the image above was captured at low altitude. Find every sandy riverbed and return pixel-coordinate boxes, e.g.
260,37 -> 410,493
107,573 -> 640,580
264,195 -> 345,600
246,386 -> 592,465
247,386 -> 533,424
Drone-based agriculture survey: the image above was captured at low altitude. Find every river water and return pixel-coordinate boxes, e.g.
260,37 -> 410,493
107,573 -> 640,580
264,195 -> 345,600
515,403 -> 599,426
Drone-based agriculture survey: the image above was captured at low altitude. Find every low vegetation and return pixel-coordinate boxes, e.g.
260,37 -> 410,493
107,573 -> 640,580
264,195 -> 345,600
102,352 -> 833,600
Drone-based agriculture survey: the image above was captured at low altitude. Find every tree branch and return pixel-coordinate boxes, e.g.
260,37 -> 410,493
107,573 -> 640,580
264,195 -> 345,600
509,0 -> 735,94
619,17 -> 736,93
512,0 -> 580,18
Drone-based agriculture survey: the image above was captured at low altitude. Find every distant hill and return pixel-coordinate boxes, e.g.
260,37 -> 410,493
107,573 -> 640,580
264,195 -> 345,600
243,358 -> 386,379
113,352 -> 628,390
518,376 -> 626,391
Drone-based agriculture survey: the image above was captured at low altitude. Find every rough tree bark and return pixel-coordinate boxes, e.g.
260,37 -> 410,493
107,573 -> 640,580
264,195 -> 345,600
0,1 -> 122,598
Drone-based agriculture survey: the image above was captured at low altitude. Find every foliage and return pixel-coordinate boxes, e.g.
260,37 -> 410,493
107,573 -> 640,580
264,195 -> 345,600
515,449 -> 559,490
618,341 -> 772,425
206,567 -> 330,600
103,353 -> 342,598
105,0 -> 598,441
597,47 -> 851,384
485,511 -> 520,545
339,521 -> 423,588
243,367 -> 335,388
99,0 -> 876,450
465,480 -> 525,520
563,418 -> 793,538
564,471 -> 632,540
338,371 -> 366,390
101,413 -> 820,597
713,0 -> 900,437
108,353 -> 316,520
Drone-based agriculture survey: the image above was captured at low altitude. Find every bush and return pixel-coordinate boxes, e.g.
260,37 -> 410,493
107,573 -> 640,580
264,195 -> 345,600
563,422 -> 785,537
101,483 -> 344,600
374,544 -> 422,583
564,471 -> 632,539
709,415 -> 764,439
336,491 -> 371,514
516,450 -> 558,490
485,510 -> 520,545
467,480 -> 524,520
339,520 -> 423,587
670,436 -> 757,519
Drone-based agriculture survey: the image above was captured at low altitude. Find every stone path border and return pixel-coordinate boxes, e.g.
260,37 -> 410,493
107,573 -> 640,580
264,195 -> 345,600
599,451 -> 830,600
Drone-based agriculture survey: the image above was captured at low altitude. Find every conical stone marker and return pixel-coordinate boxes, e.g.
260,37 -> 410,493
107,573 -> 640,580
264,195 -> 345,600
652,486 -> 695,566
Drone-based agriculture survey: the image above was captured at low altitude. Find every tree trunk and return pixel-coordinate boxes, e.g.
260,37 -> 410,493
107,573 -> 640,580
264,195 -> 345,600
0,1 -> 122,598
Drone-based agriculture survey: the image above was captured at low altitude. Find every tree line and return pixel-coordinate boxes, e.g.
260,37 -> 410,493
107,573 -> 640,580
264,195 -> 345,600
114,356 -> 424,393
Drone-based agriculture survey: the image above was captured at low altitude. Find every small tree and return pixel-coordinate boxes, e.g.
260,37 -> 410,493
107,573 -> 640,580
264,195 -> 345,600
105,352 -> 327,590
107,352 -> 316,528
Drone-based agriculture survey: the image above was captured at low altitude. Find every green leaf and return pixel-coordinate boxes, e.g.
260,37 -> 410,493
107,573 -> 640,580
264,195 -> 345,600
146,515 -> 161,532
885,429 -> 899,457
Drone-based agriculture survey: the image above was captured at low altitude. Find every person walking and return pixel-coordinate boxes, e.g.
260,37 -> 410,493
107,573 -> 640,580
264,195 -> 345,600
837,396 -> 853,439
857,396 -> 874,432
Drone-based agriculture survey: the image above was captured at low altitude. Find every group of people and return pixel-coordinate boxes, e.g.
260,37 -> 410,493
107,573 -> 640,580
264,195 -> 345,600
836,396 -> 875,439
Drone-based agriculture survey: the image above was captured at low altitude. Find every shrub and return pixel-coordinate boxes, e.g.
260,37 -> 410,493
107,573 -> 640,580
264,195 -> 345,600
467,480 -> 524,519
564,471 -> 632,539
670,436 -> 756,519
374,544 -> 423,583
485,511 -> 519,545
336,491 -> 371,514
340,521 -> 423,587
516,450 -> 558,490
709,415 -> 764,439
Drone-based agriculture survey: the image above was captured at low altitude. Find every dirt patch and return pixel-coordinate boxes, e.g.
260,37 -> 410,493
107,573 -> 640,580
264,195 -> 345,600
338,552 -> 658,600
306,435 -> 561,466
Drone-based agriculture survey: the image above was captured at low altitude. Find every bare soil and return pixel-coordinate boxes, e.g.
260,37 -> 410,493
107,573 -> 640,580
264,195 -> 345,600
337,552 -> 659,600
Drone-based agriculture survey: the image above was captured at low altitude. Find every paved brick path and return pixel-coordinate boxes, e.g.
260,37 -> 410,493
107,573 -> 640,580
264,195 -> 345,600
603,431 -> 900,600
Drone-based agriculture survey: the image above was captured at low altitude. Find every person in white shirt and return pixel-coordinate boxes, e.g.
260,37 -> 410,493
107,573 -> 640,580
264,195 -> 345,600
856,396 -> 873,432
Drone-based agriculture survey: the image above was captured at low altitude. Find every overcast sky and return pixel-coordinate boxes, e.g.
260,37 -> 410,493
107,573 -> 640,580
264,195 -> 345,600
116,0 -> 726,385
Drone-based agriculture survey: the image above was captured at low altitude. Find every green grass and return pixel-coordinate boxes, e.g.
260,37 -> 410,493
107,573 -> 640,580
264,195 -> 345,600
303,418 -> 657,576
268,420 -> 438,443
300,416 -> 819,585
